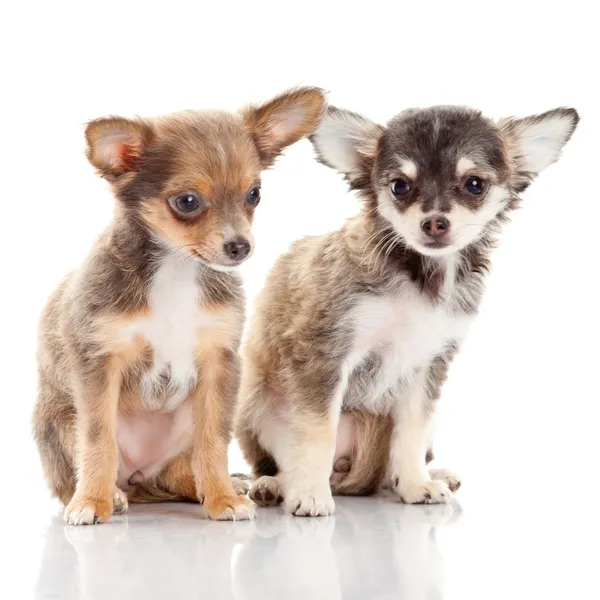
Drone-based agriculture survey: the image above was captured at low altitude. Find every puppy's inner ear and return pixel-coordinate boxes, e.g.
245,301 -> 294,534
309,106 -> 384,174
500,108 -> 579,175
243,87 -> 326,167
85,117 -> 154,178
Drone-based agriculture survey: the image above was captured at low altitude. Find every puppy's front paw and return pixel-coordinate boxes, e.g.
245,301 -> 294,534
394,478 -> 451,505
284,485 -> 335,517
249,476 -> 282,507
64,495 -> 113,525
204,494 -> 255,521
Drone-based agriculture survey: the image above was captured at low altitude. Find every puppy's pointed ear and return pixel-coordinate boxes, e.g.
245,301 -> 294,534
309,106 -> 384,176
85,117 -> 154,180
242,87 -> 326,167
500,108 -> 579,186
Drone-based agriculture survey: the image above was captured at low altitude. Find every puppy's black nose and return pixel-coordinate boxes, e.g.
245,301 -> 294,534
224,239 -> 251,261
421,216 -> 450,238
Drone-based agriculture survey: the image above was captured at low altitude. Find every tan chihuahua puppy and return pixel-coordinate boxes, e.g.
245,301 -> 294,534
33,87 -> 325,524
236,103 -> 578,516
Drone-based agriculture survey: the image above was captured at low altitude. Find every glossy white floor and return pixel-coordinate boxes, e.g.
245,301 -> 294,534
13,478 -> 596,600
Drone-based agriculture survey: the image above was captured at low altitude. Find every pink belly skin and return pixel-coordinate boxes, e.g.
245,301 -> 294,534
117,398 -> 193,486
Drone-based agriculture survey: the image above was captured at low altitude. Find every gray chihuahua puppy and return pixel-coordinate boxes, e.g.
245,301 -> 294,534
236,103 -> 579,516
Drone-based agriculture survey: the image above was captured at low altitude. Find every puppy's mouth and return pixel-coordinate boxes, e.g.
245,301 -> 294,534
415,237 -> 457,257
422,240 -> 451,250
194,251 -> 246,272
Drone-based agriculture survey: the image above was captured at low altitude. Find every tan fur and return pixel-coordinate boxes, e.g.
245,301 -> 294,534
190,345 -> 253,519
63,355 -> 124,523
33,87 -> 326,523
330,412 -> 393,496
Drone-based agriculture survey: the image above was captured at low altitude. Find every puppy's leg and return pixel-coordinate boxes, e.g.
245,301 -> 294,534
192,348 -> 254,521
271,370 -> 347,517
235,360 -> 280,478
238,423 -> 282,505
273,415 -> 338,517
389,369 -> 451,505
32,384 -> 78,506
236,371 -> 283,506
64,359 -> 122,525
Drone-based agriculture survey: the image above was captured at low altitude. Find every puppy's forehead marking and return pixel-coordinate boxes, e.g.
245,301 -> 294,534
398,159 -> 418,179
155,114 -> 261,203
456,157 -> 477,176
382,106 -> 508,177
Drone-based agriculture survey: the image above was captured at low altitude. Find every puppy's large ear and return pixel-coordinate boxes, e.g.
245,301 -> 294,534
242,87 -> 326,167
500,108 -> 579,188
309,106 -> 384,177
85,117 -> 154,180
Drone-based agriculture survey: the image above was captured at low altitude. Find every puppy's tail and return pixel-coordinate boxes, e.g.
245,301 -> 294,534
331,411 -> 393,496
127,481 -> 180,504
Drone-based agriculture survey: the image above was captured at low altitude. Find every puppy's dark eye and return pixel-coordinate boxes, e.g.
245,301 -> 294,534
465,176 -> 486,195
390,179 -> 411,197
168,192 -> 205,217
175,193 -> 199,212
246,186 -> 261,207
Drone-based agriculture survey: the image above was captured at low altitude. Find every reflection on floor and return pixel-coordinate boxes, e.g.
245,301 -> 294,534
35,495 -> 461,599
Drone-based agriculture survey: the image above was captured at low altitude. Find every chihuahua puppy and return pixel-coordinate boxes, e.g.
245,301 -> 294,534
236,103 -> 579,516
33,87 -> 325,524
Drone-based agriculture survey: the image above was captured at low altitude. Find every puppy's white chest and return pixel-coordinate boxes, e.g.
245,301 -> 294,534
127,254 -> 214,410
347,290 -> 471,400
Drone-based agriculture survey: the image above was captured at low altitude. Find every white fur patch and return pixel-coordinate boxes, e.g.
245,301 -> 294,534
126,252 -> 215,411
399,159 -> 418,179
345,285 -> 472,408
456,157 -> 476,176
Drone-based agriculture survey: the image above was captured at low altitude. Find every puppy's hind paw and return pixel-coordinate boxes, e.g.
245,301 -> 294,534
249,476 -> 282,507
231,474 -> 251,496
112,487 -> 129,515
429,468 -> 462,493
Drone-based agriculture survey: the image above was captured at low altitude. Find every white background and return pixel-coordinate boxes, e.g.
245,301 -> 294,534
2,1 -> 599,598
